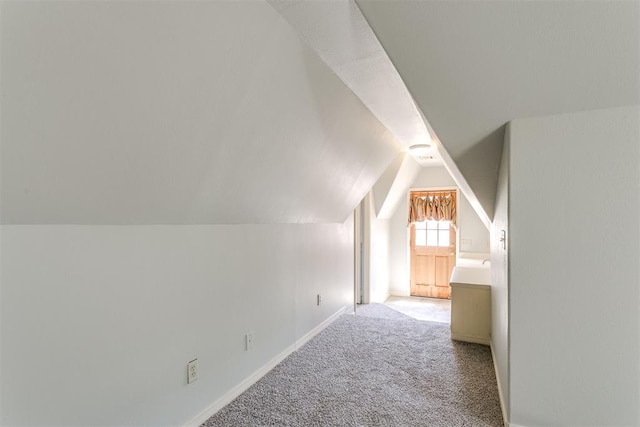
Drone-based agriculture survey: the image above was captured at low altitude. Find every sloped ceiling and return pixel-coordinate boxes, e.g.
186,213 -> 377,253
0,1 -> 401,224
267,0 -> 433,154
372,152 -> 422,220
5,1 -> 636,226
267,0 -> 486,226
357,0 -> 640,219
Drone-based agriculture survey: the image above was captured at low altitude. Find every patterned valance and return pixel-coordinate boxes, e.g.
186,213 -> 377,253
408,191 -> 457,227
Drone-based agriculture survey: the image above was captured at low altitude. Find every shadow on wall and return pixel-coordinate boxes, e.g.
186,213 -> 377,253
454,125 -> 505,220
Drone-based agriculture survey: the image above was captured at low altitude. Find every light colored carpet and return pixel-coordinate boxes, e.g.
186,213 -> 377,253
202,303 -> 503,426
382,296 -> 451,324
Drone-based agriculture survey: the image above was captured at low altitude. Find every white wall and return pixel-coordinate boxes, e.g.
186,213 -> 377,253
376,154 -> 422,220
388,197 -> 411,296
366,193 -> 391,303
508,106 -> 639,426
372,152 -> 423,222
388,167 -> 490,295
367,154 -> 422,302
0,2 -> 398,425
0,1 -> 400,225
372,153 -> 406,218
491,127 -> 510,421
0,222 -> 353,426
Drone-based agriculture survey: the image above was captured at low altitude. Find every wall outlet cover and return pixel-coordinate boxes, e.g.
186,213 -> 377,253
187,359 -> 198,384
246,331 -> 254,351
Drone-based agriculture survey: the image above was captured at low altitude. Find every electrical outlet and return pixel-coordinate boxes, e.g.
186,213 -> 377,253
187,359 -> 198,384
246,331 -> 254,351
461,239 -> 472,249
317,294 -> 321,306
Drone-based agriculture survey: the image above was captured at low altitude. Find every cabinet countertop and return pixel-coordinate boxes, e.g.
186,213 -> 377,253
450,266 -> 491,286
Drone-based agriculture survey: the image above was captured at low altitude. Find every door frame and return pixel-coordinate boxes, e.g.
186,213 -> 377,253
354,196 -> 370,309
406,187 -> 459,296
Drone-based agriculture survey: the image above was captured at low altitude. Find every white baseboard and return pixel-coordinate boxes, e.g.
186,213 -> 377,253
371,291 -> 391,303
184,305 -> 350,427
388,290 -> 410,297
452,333 -> 490,345
490,339 -> 510,427
293,306 -> 350,349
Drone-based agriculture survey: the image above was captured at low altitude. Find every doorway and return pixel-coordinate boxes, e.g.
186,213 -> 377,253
354,199 -> 365,308
409,190 -> 457,299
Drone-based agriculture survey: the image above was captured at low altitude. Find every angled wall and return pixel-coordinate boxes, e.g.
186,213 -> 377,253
372,152 -> 422,220
372,153 -> 406,218
356,0 -> 639,223
1,1 -> 400,225
0,1 -> 401,425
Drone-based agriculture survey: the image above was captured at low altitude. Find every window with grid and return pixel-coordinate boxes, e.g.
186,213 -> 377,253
414,220 -> 450,247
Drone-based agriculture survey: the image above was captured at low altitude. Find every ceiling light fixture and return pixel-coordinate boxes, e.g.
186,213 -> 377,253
408,143 -> 432,156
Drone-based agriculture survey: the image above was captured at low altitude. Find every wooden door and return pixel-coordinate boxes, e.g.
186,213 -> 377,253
410,220 -> 456,299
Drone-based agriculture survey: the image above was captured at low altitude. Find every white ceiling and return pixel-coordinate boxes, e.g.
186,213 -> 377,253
268,0 -> 442,168
270,0 -> 639,222
3,1 -> 637,225
356,0 -> 640,219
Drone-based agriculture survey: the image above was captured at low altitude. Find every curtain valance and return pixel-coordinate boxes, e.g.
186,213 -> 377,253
408,191 -> 457,227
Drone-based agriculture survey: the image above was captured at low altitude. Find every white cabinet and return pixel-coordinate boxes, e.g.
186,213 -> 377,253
450,267 -> 491,345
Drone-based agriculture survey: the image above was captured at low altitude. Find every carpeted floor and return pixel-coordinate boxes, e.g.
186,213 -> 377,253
202,303 -> 503,426
382,296 -> 451,323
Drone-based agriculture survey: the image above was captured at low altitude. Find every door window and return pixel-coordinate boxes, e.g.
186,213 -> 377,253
414,220 -> 450,247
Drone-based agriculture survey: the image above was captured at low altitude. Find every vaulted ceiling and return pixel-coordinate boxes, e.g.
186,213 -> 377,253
2,1 -> 638,225
269,0 -> 640,224
356,0 -> 639,220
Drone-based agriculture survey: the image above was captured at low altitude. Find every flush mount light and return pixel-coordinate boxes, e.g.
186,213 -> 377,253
408,144 -> 432,156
